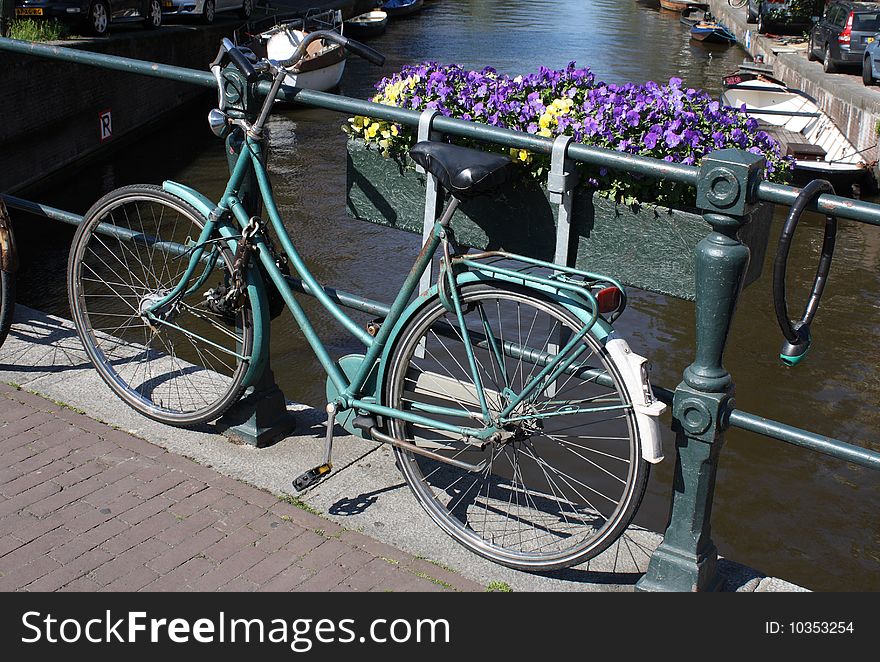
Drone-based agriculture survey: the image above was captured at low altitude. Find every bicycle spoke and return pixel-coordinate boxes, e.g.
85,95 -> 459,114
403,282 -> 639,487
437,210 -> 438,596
387,283 -> 645,570
70,187 -> 253,425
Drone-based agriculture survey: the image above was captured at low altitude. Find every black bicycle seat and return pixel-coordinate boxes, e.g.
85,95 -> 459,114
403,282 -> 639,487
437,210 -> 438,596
409,141 -> 516,198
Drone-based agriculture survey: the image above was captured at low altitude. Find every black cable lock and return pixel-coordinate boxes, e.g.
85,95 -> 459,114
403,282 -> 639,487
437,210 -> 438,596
772,179 -> 838,366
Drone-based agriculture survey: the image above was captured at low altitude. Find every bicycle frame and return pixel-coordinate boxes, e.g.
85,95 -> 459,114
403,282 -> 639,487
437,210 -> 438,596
154,130 -> 619,444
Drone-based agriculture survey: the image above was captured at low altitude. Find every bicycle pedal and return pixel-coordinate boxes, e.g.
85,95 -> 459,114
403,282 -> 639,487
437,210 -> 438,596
293,463 -> 332,492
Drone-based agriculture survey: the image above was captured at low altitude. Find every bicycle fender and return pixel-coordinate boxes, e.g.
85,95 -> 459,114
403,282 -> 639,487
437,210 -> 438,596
161,181 -> 270,388
605,337 -> 666,464
374,270 -> 616,407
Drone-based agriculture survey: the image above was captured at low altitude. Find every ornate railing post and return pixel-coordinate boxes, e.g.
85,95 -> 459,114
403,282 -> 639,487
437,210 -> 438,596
215,67 -> 295,447
637,149 -> 765,592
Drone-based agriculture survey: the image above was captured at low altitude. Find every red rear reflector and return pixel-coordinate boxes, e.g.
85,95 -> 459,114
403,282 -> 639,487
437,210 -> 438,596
597,287 -> 622,314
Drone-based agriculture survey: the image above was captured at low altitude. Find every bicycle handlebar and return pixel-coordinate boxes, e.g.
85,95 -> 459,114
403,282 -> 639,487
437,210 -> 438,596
209,31 -> 384,135
343,38 -> 386,66
216,37 -> 259,84
278,29 -> 385,68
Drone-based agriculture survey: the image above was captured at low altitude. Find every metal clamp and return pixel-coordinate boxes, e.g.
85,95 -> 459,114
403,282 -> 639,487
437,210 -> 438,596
415,109 -> 441,174
547,135 -> 579,204
548,135 -> 579,268
418,109 -> 442,295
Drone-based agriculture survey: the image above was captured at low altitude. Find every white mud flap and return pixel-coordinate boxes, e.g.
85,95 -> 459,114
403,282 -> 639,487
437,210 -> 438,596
605,337 -> 666,464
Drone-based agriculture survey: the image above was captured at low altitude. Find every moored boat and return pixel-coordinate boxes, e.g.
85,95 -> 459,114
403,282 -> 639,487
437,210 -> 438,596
721,70 -> 869,192
660,0 -> 705,11
690,19 -> 737,44
344,10 -> 389,38
680,5 -> 708,27
239,10 -> 347,93
382,0 -> 424,19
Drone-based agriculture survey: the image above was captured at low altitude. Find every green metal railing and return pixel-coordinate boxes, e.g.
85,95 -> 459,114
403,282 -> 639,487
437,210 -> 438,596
1,37 -> 878,591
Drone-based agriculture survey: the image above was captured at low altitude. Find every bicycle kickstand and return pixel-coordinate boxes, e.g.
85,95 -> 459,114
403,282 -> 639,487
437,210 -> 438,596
293,403 -> 336,491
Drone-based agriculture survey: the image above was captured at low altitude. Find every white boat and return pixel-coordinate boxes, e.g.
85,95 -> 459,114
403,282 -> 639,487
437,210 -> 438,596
241,10 -> 347,92
344,10 -> 389,38
721,70 -> 869,192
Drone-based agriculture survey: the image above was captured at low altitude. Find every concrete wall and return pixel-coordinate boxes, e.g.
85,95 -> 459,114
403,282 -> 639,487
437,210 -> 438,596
0,25 -> 237,193
708,0 -> 880,168
0,0 -> 376,194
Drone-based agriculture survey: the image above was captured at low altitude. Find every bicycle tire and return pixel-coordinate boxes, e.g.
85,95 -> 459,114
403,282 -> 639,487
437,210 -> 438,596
0,270 -> 15,349
384,282 -> 648,571
68,185 -> 255,426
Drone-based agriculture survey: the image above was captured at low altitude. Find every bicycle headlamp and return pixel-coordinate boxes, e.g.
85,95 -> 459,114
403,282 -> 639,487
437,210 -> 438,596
208,109 -> 231,139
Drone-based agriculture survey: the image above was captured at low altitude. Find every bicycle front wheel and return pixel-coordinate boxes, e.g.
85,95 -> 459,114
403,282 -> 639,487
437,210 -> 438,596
384,282 -> 648,571
0,270 -> 15,349
68,185 -> 255,426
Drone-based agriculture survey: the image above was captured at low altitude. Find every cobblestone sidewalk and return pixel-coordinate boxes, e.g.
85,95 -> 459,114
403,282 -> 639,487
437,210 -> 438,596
0,384 -> 482,592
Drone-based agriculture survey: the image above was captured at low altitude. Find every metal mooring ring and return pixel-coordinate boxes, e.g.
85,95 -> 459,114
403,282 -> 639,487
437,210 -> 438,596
772,179 -> 837,366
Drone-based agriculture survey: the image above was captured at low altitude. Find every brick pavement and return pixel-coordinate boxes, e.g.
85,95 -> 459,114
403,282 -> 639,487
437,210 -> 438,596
0,383 -> 482,592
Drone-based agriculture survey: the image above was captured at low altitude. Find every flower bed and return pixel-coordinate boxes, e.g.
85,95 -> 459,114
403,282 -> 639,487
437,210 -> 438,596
344,62 -> 781,299
345,61 -> 792,206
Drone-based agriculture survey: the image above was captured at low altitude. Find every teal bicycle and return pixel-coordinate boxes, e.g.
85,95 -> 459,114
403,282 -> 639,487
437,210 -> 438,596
67,35 -> 666,571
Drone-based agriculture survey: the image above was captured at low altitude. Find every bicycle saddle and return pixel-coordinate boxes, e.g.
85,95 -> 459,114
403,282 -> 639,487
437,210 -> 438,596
409,141 -> 516,198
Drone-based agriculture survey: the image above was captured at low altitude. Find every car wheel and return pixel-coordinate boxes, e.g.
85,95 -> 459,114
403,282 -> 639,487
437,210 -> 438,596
823,45 -> 837,73
202,0 -> 215,24
239,0 -> 253,19
85,0 -> 110,37
807,36 -> 819,61
863,57 -> 875,86
144,0 -> 162,29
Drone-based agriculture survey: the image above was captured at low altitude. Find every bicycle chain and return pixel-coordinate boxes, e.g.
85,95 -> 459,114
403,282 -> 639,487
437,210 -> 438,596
226,215 -> 263,307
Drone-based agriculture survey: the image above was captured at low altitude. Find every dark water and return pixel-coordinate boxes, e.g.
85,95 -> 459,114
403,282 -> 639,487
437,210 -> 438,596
15,0 -> 880,591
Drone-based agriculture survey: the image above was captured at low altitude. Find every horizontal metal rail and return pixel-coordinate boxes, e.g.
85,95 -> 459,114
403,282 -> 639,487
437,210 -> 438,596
2,37 -> 878,227
0,194 -> 393,319
3,192 -> 878,471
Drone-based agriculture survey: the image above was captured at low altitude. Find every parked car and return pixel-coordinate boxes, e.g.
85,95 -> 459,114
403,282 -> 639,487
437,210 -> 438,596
14,0 -> 162,37
747,0 -> 825,35
809,1 -> 880,72
161,0 -> 252,24
862,29 -> 880,83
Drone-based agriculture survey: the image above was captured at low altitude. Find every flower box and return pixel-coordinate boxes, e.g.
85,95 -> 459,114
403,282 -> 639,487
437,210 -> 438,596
345,139 -> 773,301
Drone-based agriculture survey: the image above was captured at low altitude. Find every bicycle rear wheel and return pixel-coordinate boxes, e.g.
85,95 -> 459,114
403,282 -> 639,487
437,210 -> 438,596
384,282 -> 648,571
0,270 -> 14,349
68,185 -> 255,426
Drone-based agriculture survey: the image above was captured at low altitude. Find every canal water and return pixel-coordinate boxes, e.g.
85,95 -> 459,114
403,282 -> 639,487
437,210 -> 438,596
14,0 -> 880,591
